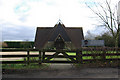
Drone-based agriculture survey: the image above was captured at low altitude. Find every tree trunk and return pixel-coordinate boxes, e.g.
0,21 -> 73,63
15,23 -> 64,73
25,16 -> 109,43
115,37 -> 118,47
114,32 -> 119,47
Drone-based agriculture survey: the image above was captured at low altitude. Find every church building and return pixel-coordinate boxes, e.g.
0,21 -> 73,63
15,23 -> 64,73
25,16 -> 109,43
34,20 -> 84,50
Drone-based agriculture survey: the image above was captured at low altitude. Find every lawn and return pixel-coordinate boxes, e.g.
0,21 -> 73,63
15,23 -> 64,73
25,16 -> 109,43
2,63 -> 50,69
66,52 -> 120,59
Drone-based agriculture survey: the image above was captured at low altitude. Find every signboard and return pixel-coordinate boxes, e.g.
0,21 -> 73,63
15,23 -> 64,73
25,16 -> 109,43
117,1 -> 120,24
82,40 -> 104,47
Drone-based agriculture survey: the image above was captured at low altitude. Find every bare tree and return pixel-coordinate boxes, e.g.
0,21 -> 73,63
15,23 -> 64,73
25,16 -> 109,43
85,30 -> 96,40
86,0 -> 120,47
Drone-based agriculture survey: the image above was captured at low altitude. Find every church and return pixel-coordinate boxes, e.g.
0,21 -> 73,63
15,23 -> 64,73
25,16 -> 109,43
34,20 -> 84,50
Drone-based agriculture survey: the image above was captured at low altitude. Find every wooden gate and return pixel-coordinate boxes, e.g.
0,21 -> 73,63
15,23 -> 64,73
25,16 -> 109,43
39,50 -> 83,63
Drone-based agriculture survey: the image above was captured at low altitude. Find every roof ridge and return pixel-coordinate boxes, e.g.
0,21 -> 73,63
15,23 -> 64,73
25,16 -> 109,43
48,22 -> 71,42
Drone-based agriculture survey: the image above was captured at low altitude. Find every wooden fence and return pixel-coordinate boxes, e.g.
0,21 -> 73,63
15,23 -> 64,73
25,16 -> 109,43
0,47 -> 120,64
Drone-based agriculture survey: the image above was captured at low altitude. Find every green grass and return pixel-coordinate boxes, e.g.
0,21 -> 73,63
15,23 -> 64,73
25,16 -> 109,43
66,52 -> 76,55
2,63 -> 50,69
67,52 -> 120,59
106,56 -> 120,59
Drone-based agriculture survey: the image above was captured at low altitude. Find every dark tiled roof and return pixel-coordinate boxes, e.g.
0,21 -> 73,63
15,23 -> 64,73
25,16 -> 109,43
66,28 -> 84,49
34,27 -> 53,49
34,23 -> 84,50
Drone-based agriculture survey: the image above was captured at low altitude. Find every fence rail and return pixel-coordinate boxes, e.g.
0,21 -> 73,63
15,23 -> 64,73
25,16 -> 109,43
1,47 -> 120,64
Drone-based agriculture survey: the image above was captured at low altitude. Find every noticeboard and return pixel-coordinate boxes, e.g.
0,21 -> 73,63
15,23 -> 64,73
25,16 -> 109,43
82,40 -> 104,47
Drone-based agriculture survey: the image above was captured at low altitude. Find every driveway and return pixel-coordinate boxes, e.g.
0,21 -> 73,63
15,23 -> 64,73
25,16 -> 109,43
2,64 -> 120,79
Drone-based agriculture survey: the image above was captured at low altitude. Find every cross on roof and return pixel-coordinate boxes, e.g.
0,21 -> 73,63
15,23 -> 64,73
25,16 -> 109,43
56,19 -> 63,24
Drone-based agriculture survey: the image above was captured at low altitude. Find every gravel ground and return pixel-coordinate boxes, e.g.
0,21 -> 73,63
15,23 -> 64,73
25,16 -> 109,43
2,64 -> 120,78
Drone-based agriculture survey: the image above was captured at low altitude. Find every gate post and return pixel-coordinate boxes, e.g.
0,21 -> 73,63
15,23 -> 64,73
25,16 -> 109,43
76,49 -> 82,64
42,52 -> 45,62
39,51 -> 42,65
27,50 -> 30,65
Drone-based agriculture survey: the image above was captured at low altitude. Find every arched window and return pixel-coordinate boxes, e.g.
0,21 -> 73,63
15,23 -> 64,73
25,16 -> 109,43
54,35 -> 65,49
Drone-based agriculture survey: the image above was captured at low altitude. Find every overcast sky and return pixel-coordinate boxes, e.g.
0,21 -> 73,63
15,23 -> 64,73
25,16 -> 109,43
0,0 -> 119,41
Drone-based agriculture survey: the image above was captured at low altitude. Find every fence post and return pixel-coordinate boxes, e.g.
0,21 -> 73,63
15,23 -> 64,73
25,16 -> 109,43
76,50 -> 79,63
76,49 -> 82,64
80,49 -> 83,64
42,52 -> 45,62
117,48 -> 120,67
27,50 -> 30,65
39,51 -> 41,65
115,48 -> 118,67
102,48 -> 106,62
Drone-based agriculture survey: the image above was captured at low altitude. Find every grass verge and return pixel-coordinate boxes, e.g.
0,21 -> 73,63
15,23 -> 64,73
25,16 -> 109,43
2,63 -> 50,69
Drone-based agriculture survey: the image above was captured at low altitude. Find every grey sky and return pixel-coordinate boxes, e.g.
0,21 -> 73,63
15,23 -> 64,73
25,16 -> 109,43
0,0 -> 119,41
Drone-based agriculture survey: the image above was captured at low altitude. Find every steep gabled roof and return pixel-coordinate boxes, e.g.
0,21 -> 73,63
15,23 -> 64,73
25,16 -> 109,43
49,22 -> 71,42
66,27 -> 84,48
34,27 -> 52,49
34,22 -> 84,50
